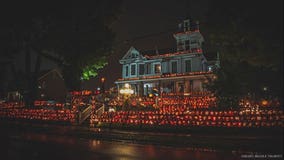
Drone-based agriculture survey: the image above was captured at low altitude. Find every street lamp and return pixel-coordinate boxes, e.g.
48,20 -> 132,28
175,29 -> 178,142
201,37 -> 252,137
101,77 -> 105,93
101,77 -> 105,83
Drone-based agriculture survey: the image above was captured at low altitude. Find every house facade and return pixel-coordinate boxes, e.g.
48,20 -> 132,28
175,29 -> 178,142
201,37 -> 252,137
37,68 -> 67,102
115,19 -> 219,96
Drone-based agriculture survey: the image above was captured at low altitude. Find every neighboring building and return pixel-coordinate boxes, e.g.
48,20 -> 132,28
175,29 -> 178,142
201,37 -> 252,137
38,68 -> 67,102
115,18 -> 219,96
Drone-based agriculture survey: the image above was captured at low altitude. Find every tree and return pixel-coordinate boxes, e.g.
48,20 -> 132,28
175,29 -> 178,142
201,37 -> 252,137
0,0 -> 122,106
203,0 -> 283,108
204,0 -> 282,68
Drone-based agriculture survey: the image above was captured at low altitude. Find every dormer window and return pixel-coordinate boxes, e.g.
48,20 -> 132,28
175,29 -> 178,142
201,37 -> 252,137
131,52 -> 138,58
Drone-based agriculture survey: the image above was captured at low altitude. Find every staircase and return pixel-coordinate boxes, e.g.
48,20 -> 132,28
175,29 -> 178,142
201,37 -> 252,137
77,104 -> 105,125
95,105 -> 105,117
78,105 -> 92,125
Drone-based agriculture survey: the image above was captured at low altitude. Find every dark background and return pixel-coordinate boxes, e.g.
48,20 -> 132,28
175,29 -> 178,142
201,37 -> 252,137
83,0 -> 283,90
0,0 -> 282,91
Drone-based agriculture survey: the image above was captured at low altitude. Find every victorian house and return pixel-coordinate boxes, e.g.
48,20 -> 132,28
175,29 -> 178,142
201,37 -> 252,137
115,19 -> 219,96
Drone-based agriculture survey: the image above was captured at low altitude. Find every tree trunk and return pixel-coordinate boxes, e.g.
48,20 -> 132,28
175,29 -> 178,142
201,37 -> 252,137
24,49 -> 42,107
31,53 -> 42,106
24,49 -> 32,107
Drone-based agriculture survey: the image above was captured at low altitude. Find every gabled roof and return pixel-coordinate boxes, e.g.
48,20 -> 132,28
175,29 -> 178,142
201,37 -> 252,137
38,68 -> 63,80
140,48 -> 176,57
120,46 -> 145,63
121,47 -> 211,62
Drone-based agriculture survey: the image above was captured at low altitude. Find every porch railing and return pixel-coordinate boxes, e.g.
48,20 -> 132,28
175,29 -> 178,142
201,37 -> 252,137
78,105 -> 92,124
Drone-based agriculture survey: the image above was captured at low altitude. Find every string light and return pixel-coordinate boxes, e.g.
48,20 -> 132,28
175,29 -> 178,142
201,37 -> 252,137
91,94 -> 283,128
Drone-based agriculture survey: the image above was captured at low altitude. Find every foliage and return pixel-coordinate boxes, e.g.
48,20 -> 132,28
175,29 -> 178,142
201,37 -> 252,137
36,0 -> 122,89
206,60 -> 283,108
81,56 -> 108,80
203,0 -> 283,107
0,0 -> 122,95
204,0 -> 282,69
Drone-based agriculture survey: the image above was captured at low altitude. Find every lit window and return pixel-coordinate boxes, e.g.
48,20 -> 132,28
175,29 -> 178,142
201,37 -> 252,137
154,64 -> 161,74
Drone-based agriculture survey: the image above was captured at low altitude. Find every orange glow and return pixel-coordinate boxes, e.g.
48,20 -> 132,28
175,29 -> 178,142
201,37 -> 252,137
90,103 -> 284,128
262,100 -> 268,106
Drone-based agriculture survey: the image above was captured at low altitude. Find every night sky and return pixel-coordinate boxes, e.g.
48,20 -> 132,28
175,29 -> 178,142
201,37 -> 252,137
1,0 -> 282,90
83,0 -> 283,90
1,0 -> 206,90
83,0 -> 210,89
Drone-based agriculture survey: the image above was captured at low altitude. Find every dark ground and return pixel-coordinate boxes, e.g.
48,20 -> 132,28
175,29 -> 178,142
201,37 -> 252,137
0,120 -> 283,160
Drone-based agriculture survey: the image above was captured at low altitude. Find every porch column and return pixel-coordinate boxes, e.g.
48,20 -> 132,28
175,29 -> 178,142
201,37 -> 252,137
117,84 -> 120,96
139,82 -> 144,96
158,80 -> 161,94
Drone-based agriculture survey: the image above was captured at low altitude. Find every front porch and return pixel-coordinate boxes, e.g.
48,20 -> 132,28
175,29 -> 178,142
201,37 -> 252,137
115,72 -> 213,96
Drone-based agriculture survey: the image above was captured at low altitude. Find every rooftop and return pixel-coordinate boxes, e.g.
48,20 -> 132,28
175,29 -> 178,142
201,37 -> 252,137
141,48 -> 203,60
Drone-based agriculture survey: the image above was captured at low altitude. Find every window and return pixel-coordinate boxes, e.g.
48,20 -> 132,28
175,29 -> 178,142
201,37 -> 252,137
185,40 -> 190,51
183,20 -> 190,31
125,66 -> 129,77
189,80 -> 193,92
190,39 -> 198,44
139,64 -> 144,75
190,40 -> 200,52
185,60 -> 192,72
171,61 -> 177,73
145,63 -> 151,74
191,47 -> 198,52
154,63 -> 161,74
184,22 -> 188,27
177,41 -> 183,51
131,52 -> 138,58
178,83 -> 184,93
131,64 -> 136,75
